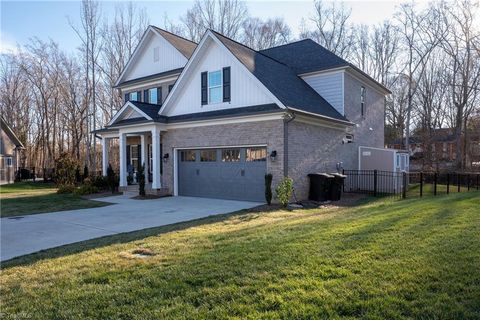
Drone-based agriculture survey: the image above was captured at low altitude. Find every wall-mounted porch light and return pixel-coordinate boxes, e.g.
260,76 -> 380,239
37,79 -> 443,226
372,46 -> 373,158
270,150 -> 277,162
163,153 -> 169,162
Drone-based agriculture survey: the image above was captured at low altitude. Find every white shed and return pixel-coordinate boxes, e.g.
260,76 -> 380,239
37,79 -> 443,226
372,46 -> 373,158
358,146 -> 409,173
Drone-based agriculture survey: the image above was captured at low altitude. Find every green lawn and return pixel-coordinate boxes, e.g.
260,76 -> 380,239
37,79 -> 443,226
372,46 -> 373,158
1,192 -> 479,319
0,182 -> 110,217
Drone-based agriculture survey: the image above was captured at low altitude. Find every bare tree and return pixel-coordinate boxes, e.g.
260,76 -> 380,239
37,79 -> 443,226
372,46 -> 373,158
301,0 -> 354,59
70,0 -> 102,173
395,2 -> 443,153
180,0 -> 248,42
242,17 -> 291,50
437,0 -> 480,168
98,2 -> 148,123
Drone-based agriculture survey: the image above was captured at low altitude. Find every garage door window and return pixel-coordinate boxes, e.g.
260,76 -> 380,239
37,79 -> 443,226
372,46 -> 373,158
181,150 -> 196,162
246,147 -> 267,162
222,149 -> 240,162
200,150 -> 216,162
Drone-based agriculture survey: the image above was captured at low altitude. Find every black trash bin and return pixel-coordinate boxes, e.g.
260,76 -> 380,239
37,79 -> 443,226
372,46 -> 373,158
329,173 -> 347,201
308,173 -> 334,201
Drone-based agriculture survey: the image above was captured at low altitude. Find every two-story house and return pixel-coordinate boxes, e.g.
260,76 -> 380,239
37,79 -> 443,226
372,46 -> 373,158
94,26 -> 390,201
0,117 -> 24,184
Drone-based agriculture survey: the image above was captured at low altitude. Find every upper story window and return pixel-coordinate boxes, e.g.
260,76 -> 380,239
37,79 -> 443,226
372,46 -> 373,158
149,88 -> 157,104
208,70 -> 222,104
201,67 -> 230,105
168,84 -> 174,93
360,86 -> 366,118
6,157 -> 13,167
130,91 -> 139,102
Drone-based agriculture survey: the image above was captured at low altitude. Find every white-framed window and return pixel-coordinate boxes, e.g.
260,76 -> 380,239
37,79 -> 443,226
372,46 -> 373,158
208,70 -> 222,104
149,88 -> 157,104
6,157 -> 13,167
360,86 -> 366,118
130,145 -> 139,170
130,92 -> 139,101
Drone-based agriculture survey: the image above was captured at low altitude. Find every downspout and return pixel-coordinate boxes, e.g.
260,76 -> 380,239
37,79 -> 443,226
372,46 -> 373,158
283,111 -> 296,177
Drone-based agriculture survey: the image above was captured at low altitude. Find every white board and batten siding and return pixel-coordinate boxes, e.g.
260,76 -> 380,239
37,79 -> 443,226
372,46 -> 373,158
123,32 -> 188,83
165,39 -> 274,117
302,71 -> 344,115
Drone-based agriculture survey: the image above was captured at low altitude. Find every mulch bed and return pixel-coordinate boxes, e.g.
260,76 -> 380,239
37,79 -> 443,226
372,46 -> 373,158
247,193 -> 368,213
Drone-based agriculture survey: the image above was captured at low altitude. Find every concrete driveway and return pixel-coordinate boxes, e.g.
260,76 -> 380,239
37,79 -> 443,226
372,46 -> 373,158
1,195 -> 260,261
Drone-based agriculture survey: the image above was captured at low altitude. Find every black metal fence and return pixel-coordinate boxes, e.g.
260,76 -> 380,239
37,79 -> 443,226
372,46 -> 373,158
343,169 -> 480,199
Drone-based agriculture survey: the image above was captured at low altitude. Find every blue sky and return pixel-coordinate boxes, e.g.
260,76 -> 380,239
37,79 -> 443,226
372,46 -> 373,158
1,0 -> 402,54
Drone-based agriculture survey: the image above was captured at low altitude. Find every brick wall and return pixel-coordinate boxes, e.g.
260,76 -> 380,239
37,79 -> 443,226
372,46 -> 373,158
287,73 -> 385,200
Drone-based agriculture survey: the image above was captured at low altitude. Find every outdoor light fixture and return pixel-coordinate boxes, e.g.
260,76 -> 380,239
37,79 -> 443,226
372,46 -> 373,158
270,150 -> 277,161
163,153 -> 169,162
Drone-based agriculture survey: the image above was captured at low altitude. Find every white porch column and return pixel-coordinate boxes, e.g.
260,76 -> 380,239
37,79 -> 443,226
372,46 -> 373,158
151,127 -> 161,189
140,134 -> 148,175
102,137 -> 109,176
119,132 -> 127,187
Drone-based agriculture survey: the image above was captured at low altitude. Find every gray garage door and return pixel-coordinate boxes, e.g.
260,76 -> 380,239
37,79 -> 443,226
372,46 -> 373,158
178,147 -> 267,202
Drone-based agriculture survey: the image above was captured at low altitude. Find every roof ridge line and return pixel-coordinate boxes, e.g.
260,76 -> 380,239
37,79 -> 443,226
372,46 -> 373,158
150,25 -> 198,45
208,29 -> 294,70
259,38 -> 312,51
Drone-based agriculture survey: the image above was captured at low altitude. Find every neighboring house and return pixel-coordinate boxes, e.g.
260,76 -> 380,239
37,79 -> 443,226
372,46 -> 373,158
94,26 -> 390,201
0,117 -> 24,184
387,128 -> 480,171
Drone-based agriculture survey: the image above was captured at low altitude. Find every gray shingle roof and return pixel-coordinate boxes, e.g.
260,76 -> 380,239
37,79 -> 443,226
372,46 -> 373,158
260,39 -> 349,74
211,31 -> 348,122
129,101 -> 164,120
152,26 -> 197,59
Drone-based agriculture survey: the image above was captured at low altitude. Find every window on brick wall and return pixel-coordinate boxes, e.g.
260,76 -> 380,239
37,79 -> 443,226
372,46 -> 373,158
360,86 -> 366,118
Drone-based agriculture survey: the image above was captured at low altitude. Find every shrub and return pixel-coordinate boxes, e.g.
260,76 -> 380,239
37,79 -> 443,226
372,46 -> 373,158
138,163 -> 146,197
265,174 -> 273,205
74,184 -> 98,195
57,184 -> 76,194
55,153 -> 78,187
275,177 -> 293,207
106,164 -> 118,194
93,175 -> 109,191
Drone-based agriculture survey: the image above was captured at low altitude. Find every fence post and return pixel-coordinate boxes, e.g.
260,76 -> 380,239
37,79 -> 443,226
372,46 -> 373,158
434,172 -> 437,196
32,167 -> 36,182
373,170 -> 378,197
402,171 -> 407,199
467,174 -> 470,191
477,174 -> 479,190
420,172 -> 423,197
342,169 -> 345,192
446,173 -> 450,194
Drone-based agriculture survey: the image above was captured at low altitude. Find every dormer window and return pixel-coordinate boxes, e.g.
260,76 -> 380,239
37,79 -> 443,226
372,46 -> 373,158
208,70 -> 222,104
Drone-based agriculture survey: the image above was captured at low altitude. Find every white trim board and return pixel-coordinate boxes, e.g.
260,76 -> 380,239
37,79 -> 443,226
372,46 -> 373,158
108,101 -> 153,126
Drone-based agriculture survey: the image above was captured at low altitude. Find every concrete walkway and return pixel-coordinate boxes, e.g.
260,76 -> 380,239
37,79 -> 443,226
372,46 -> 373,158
1,195 -> 260,261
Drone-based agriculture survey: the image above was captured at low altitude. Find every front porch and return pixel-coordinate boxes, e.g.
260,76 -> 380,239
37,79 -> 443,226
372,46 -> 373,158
99,124 -> 169,196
